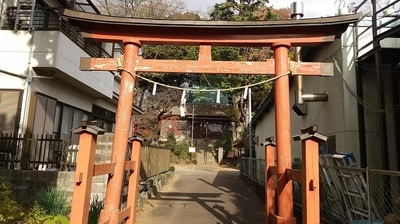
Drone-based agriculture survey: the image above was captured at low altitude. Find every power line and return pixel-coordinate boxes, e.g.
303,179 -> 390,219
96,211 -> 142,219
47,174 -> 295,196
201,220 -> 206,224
332,58 -> 400,113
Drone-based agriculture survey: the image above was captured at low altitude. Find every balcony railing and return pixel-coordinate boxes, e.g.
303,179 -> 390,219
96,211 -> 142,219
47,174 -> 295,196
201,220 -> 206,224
2,5 -> 111,58
355,0 -> 400,58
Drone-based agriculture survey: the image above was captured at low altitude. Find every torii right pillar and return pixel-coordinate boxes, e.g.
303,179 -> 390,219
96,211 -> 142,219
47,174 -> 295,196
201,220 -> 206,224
270,41 -> 330,224
271,42 -> 296,224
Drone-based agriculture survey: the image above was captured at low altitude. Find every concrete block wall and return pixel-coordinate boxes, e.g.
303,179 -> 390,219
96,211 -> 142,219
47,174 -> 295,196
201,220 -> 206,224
0,169 -> 108,203
0,133 -> 174,208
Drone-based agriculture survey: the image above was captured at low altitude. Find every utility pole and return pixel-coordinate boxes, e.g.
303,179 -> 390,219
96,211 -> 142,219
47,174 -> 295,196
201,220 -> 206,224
248,88 -> 252,179
191,105 -> 194,146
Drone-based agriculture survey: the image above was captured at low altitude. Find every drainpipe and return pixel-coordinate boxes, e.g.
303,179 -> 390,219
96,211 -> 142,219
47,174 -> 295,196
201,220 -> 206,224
291,1 -> 329,116
18,31 -> 35,136
248,88 -> 252,179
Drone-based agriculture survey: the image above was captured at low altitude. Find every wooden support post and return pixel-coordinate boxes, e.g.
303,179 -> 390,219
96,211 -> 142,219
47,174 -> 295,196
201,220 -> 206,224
100,39 -> 140,223
262,137 -> 276,224
125,135 -> 144,224
70,125 -> 105,224
302,138 -> 319,224
293,125 -> 327,224
272,42 -> 294,221
199,44 -> 212,61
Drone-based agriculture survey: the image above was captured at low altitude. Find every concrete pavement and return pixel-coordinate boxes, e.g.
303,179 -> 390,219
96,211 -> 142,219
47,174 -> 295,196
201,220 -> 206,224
136,165 -> 265,224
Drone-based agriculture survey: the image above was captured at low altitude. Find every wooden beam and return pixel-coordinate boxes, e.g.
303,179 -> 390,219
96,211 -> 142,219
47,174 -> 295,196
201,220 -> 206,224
267,166 -> 277,177
286,168 -> 302,183
293,61 -> 333,77
80,32 -> 335,46
199,44 -> 211,61
81,57 -> 122,71
93,163 -> 116,176
118,207 -> 132,223
124,161 -> 136,171
80,57 -> 333,76
265,143 -> 276,224
135,58 -> 276,74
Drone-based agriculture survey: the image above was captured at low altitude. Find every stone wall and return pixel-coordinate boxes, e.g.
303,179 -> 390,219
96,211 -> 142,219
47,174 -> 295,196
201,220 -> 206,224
0,169 -> 107,202
0,168 -> 174,208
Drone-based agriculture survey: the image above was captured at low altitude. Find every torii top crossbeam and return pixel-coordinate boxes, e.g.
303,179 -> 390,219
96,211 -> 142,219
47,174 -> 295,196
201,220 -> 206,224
62,9 -> 359,76
61,9 -> 359,224
62,9 -> 358,46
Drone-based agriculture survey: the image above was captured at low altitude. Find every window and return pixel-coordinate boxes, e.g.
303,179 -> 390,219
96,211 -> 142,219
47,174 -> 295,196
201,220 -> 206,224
32,94 -> 56,135
0,90 -> 21,134
92,105 -> 115,132
53,103 -> 90,139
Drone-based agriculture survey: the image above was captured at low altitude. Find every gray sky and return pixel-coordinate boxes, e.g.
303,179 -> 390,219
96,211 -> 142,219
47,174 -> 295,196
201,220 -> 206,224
182,0 -> 343,18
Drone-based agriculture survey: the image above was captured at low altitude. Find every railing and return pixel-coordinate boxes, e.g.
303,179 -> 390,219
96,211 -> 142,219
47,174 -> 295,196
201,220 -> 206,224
0,133 -> 79,170
240,157 -> 261,182
241,156 -> 400,223
355,0 -> 400,58
2,5 -> 112,58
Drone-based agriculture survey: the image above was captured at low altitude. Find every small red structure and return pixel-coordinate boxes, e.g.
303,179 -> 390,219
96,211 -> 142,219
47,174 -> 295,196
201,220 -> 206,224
61,9 -> 358,223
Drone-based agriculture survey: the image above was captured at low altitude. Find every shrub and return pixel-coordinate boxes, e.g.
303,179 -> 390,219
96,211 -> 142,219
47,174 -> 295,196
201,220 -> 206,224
25,202 -> 49,224
88,195 -> 104,224
35,187 -> 70,216
0,180 -> 25,223
169,166 -> 175,172
165,133 -> 176,150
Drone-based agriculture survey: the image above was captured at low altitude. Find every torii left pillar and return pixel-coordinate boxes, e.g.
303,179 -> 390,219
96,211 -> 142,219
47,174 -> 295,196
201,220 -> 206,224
99,39 -> 141,224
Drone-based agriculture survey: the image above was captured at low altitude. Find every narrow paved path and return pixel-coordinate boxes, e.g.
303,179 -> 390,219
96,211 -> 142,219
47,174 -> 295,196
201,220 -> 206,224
136,165 -> 265,224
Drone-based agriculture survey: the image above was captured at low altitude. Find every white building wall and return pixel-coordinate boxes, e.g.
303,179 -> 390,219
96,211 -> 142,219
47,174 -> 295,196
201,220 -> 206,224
31,78 -> 94,112
0,31 -> 32,87
32,31 -> 114,98
0,30 -> 119,133
0,30 -> 114,98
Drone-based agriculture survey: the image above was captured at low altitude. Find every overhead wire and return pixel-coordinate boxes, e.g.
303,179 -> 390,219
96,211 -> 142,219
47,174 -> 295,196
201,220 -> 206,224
316,18 -> 400,114
332,58 -> 400,113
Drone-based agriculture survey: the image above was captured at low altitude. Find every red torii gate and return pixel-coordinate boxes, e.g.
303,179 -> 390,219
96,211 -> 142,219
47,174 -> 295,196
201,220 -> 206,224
61,9 -> 358,224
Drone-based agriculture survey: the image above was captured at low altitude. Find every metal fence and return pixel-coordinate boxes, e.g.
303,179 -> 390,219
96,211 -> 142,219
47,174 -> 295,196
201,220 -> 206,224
0,133 -> 172,179
240,157 -> 265,184
318,163 -> 400,224
241,156 -> 400,224
0,133 -> 79,170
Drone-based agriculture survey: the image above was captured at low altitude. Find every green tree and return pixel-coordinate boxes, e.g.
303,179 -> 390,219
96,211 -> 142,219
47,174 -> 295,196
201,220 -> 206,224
165,132 -> 176,150
94,0 -> 203,144
93,0 -> 186,18
168,11 -> 201,20
208,0 -> 276,139
210,0 -> 276,21
134,45 -> 198,143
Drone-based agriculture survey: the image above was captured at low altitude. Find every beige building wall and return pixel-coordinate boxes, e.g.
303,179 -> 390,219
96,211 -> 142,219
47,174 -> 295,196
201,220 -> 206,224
254,25 -> 361,163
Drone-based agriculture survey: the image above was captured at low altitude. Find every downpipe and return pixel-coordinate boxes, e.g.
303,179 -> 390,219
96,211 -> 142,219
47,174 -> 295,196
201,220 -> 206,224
302,93 -> 328,102
291,1 -> 328,116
